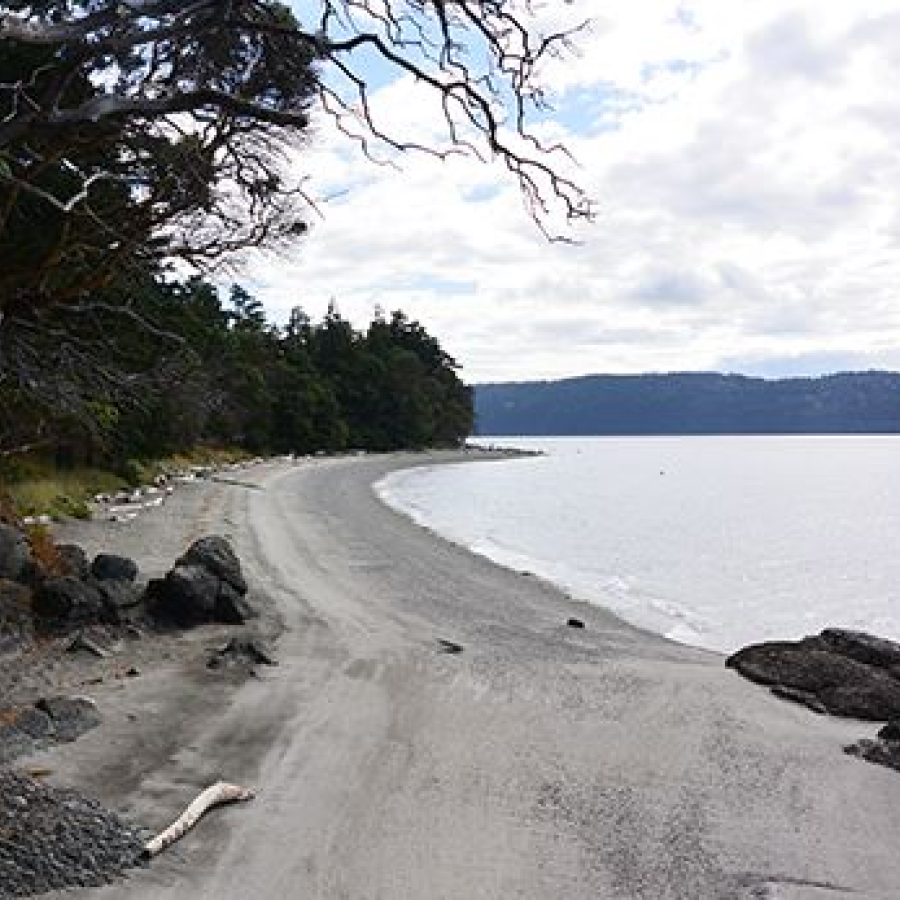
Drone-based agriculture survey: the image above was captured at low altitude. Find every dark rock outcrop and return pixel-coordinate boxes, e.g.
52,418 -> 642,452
32,577 -> 107,626
818,628 -> 900,670
0,523 -> 31,581
0,579 -> 31,616
215,581 -> 255,624
0,696 -> 102,764
146,564 -> 220,626
176,536 -> 247,595
94,578 -> 143,621
879,720 -> 900,741
91,553 -> 139,583
728,630 -> 900,721
845,736 -> 900,773
35,695 -> 102,742
770,685 -> 828,715
208,636 -> 277,670
147,536 -> 254,627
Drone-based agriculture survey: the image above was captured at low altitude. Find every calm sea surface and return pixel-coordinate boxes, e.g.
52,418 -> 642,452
376,437 -> 900,652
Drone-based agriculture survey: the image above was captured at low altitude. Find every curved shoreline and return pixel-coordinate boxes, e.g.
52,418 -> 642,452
27,452 -> 900,899
373,456 -> 715,656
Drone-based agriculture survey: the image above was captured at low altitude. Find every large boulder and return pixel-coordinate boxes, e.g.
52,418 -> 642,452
146,564 -> 220,626
176,536 -> 247,595
32,577 -> 107,625
0,524 -> 31,581
728,631 -> 900,720
146,536 -> 255,627
91,553 -> 139,583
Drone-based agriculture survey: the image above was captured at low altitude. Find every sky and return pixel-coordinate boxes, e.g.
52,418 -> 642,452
242,1 -> 900,384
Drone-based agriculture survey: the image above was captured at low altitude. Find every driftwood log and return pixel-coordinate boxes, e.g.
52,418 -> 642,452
142,781 -> 255,859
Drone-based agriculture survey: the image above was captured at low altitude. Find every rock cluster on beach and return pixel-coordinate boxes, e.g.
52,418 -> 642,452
146,535 -> 254,627
0,770 -> 146,899
0,528 -> 255,638
728,627 -> 900,775
0,522 -> 143,637
0,528 -> 262,896
727,628 -> 900,720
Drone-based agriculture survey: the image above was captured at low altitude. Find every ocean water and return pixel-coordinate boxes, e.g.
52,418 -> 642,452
376,437 -> 900,652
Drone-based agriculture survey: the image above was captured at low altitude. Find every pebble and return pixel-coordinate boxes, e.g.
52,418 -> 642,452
0,770 -> 146,898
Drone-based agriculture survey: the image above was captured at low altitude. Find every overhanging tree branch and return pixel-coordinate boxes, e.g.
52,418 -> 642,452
1,0 -> 593,252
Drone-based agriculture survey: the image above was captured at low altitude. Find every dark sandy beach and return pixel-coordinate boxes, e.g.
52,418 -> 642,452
22,452 -> 900,899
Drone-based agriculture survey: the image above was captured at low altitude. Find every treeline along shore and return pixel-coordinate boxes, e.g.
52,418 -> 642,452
476,371 -> 900,435
1,276 -> 473,472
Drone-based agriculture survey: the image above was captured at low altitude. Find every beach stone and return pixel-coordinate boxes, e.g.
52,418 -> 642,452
32,577 -> 106,625
10,707 -> 54,740
146,537 -> 254,627
177,535 -> 247,595
56,544 -> 89,580
0,707 -> 54,747
90,553 -> 138,583
208,636 -> 276,669
36,696 -> 101,742
0,524 -> 31,581
93,578 -> 143,620
146,564 -> 220,626
728,637 -> 900,720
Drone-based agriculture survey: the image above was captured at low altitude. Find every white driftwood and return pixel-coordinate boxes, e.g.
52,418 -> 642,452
142,781 -> 255,859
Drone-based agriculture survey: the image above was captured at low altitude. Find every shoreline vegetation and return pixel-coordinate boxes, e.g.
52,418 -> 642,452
1,288 -> 473,479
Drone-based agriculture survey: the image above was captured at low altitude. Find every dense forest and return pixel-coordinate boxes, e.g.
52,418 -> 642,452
0,276 -> 473,464
476,373 -> 900,435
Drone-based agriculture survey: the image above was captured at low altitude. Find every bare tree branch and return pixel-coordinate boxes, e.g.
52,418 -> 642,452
0,0 -> 594,253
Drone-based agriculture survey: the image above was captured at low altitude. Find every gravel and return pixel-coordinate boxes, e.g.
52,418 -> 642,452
0,770 -> 147,898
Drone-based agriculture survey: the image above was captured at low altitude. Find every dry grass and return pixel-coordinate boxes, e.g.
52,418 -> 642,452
25,525 -> 64,576
0,491 -> 18,525
0,446 -> 253,520
0,457 -> 125,520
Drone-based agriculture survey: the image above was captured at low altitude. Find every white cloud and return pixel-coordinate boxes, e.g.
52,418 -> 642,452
244,1 -> 900,382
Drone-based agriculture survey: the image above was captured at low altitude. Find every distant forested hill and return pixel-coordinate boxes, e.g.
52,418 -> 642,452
474,372 -> 900,435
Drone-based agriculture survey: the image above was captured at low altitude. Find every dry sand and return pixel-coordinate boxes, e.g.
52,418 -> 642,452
26,452 -> 900,899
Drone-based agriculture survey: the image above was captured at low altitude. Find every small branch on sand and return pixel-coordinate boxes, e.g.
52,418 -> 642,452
142,781 -> 255,859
